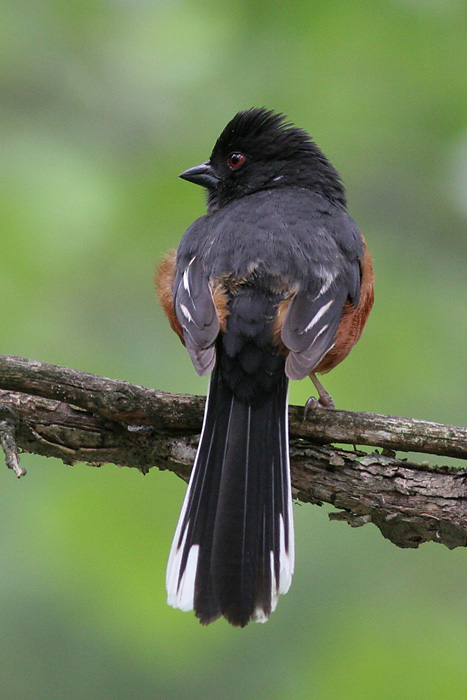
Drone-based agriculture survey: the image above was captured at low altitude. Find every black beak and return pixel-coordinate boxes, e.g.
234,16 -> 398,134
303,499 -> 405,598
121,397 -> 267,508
179,162 -> 220,189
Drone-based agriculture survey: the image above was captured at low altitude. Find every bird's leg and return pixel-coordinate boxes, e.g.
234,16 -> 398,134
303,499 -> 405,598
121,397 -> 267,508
303,372 -> 335,418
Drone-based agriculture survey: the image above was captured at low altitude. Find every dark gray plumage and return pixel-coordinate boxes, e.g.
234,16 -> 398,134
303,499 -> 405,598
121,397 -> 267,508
165,108 -> 369,626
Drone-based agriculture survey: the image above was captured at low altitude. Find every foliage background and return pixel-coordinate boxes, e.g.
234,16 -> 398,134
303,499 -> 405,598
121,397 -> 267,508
0,1 -> 466,698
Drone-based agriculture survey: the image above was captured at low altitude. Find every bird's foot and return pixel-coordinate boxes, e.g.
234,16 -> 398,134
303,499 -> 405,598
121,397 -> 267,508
303,392 -> 335,419
303,373 -> 335,419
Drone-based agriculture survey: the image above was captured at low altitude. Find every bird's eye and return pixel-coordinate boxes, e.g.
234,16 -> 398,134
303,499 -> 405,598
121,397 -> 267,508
228,152 -> 245,169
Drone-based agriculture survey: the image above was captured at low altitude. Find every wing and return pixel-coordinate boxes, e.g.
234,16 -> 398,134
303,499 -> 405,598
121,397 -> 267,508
173,255 -> 220,376
281,279 -> 348,380
173,192 -> 364,380
281,219 -> 363,381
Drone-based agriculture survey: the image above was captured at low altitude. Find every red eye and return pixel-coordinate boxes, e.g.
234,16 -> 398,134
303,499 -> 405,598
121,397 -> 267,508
228,152 -> 245,169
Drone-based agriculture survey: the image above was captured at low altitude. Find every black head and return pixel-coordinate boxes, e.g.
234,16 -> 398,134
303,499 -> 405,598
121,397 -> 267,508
180,108 -> 346,212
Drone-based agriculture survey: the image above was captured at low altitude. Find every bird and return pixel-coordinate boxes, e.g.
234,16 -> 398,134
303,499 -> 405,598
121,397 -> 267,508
156,108 -> 374,627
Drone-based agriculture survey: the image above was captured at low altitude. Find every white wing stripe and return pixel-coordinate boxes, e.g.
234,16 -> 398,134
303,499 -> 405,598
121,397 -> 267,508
302,299 -> 334,334
313,270 -> 336,300
309,322 -> 329,348
182,268 -> 190,294
179,303 -> 194,323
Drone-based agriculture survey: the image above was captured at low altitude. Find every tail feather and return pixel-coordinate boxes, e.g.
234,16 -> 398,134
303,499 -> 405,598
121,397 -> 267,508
166,361 -> 294,626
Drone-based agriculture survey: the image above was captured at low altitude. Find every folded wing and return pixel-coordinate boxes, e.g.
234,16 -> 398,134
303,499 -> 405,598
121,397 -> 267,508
174,255 -> 220,375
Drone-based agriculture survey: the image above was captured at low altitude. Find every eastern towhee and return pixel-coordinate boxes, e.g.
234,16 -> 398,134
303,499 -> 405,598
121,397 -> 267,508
156,108 -> 374,626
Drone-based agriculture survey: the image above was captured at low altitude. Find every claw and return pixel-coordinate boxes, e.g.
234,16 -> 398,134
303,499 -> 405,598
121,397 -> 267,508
303,372 -> 335,419
303,396 -> 319,420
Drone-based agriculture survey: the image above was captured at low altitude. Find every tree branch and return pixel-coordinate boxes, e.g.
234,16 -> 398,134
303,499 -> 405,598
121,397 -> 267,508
0,354 -> 466,550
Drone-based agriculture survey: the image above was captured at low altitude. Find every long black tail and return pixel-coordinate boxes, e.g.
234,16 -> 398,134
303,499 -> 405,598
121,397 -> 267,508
166,361 -> 294,626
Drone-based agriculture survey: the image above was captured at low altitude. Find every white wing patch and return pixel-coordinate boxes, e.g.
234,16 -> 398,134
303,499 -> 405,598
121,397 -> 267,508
179,303 -> 194,323
315,268 -> 336,298
303,299 -> 334,333
182,256 -> 197,296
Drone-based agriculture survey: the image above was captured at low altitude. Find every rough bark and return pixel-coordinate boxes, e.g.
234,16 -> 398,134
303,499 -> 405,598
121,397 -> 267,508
0,355 -> 466,550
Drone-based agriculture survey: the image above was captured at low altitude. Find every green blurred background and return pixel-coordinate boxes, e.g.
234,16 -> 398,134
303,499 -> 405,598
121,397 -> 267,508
1,1 -> 466,698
